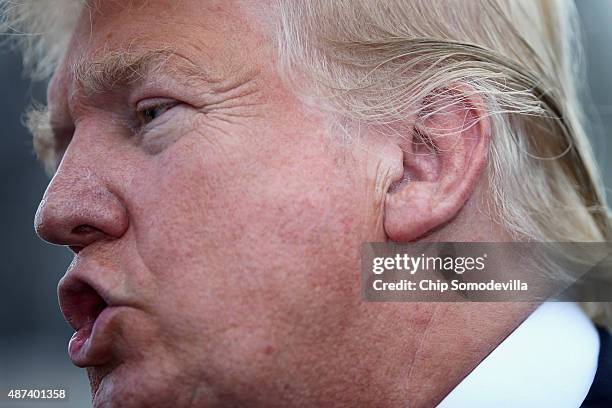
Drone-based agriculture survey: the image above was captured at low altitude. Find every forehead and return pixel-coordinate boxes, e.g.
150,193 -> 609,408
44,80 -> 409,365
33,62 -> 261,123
76,0 -> 260,42
49,0 -> 272,101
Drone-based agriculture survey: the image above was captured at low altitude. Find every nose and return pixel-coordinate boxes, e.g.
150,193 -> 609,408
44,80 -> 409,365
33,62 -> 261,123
34,169 -> 129,250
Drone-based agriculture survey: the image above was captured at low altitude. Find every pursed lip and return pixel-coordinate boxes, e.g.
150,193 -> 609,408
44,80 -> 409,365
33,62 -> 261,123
67,305 -> 128,367
58,258 -> 132,367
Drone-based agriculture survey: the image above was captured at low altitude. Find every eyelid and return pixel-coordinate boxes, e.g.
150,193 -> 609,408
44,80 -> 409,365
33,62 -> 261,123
135,97 -> 178,113
132,97 -> 182,141
134,97 -> 180,132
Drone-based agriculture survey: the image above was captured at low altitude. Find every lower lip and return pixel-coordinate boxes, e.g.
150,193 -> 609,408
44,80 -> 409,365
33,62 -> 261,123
68,306 -> 124,367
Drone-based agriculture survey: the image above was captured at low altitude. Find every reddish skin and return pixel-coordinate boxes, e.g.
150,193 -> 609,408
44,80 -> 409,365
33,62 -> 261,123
34,1 -> 534,407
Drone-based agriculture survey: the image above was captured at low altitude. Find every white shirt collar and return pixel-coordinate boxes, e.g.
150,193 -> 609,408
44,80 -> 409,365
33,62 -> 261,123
437,302 -> 600,408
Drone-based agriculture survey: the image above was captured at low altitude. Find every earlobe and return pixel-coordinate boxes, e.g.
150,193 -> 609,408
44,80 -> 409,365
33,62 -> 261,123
383,86 -> 491,242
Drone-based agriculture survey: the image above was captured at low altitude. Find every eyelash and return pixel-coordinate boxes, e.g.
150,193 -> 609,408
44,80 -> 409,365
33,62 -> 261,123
135,99 -> 178,128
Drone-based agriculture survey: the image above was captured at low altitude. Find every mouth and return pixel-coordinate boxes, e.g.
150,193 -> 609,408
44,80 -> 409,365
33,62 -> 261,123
59,271 -> 125,367
68,305 -> 125,367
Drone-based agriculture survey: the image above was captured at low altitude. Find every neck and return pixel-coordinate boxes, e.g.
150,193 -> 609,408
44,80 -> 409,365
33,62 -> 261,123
403,302 -> 537,407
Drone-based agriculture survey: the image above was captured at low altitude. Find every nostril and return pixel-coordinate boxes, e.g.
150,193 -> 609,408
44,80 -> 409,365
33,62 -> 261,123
72,225 -> 99,235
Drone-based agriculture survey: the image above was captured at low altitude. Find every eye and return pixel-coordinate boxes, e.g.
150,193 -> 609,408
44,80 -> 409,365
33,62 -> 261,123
136,99 -> 178,127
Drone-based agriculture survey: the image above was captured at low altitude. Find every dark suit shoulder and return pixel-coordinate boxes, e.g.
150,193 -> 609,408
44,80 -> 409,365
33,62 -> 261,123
581,326 -> 612,407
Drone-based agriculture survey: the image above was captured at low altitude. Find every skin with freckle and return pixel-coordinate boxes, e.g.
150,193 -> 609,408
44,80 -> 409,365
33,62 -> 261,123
33,1 -> 535,407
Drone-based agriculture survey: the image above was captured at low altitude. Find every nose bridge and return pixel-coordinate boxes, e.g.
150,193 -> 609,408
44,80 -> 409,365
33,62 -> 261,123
34,154 -> 129,247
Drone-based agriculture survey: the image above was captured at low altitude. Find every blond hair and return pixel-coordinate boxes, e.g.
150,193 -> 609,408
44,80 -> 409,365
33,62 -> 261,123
275,0 -> 612,327
2,0 -> 611,326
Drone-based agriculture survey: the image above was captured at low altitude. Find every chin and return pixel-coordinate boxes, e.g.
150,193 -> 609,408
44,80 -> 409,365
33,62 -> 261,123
89,362 -> 202,408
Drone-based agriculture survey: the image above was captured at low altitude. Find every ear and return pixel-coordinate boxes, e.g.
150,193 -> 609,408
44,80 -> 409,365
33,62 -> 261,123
383,85 -> 491,241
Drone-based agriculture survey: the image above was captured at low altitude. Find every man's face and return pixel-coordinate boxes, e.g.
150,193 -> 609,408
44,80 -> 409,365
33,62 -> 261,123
35,1 -> 418,406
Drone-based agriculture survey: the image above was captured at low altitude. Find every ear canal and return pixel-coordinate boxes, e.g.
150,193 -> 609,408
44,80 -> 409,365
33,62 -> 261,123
383,85 -> 491,242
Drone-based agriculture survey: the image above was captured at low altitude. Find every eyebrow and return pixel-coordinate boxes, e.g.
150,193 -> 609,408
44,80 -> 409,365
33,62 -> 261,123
71,47 -> 212,95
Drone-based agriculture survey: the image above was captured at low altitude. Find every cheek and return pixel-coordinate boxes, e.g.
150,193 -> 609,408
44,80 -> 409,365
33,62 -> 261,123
152,131 -> 365,287
126,120 -> 375,373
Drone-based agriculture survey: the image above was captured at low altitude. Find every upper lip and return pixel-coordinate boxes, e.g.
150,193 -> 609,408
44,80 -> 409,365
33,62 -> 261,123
58,255 -> 118,333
